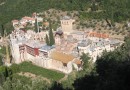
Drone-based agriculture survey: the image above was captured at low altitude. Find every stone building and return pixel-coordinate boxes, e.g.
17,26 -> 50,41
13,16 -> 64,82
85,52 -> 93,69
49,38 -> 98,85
60,16 -> 75,34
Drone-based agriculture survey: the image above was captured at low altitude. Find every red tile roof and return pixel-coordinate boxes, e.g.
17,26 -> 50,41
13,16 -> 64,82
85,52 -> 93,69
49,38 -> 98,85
89,32 -> 109,38
22,16 -> 35,21
74,59 -> 81,65
12,20 -> 19,23
51,51 -> 75,63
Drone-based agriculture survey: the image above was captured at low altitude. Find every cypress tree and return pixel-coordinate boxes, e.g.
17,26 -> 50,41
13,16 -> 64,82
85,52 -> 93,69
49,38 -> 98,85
34,19 -> 38,33
0,25 -> 4,37
0,56 -> 3,66
4,67 -> 8,78
49,21 -> 55,46
45,34 -> 49,46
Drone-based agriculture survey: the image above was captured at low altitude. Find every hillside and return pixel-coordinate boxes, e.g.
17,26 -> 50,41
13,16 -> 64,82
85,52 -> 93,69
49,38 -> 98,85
0,0 -> 130,25
0,0 -> 86,24
0,0 -> 130,90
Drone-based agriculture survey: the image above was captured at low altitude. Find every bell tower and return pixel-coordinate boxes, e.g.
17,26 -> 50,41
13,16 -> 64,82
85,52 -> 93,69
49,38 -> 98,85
60,16 -> 75,34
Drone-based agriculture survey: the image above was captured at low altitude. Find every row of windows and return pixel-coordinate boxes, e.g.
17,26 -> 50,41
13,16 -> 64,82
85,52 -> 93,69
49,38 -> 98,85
26,46 -> 35,56
61,22 -> 69,25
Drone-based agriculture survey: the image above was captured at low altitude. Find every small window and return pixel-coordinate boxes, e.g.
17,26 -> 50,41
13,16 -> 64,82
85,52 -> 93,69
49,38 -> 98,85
63,63 -> 67,67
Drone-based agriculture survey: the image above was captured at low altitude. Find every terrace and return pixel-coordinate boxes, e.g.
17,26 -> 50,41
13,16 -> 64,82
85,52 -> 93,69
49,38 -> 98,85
19,62 -> 65,81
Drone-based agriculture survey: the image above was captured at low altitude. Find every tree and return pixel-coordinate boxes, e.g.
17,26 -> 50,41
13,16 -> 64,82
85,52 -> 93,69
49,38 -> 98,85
2,78 -> 12,90
49,21 -> 55,46
73,73 -> 99,90
10,64 -> 20,74
61,73 -> 76,90
31,77 -> 50,90
0,66 -> 6,85
77,53 -> 92,77
45,34 -> 49,46
0,25 -> 4,37
4,22 -> 14,34
50,81 -> 64,90
73,37 -> 130,90
80,53 -> 90,70
34,19 -> 38,33
0,56 -> 3,66
91,2 -> 97,11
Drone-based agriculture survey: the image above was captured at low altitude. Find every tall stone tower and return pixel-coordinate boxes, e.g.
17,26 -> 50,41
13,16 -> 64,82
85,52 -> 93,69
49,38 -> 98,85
60,16 -> 75,34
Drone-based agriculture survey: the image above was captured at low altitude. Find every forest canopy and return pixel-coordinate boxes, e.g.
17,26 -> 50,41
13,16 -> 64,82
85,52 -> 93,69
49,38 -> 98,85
0,0 -> 130,24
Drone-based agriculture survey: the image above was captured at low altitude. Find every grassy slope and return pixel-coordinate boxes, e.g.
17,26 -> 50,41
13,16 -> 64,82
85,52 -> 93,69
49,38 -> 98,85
19,62 -> 64,81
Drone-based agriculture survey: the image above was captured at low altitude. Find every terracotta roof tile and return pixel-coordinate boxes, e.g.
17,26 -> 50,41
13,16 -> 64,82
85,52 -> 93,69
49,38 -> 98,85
89,32 -> 109,38
12,20 -> 19,23
22,16 -> 35,21
74,59 -> 81,65
51,51 -> 75,63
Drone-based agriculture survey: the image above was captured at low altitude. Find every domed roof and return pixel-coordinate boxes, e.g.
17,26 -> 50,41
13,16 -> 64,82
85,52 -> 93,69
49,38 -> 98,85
55,27 -> 63,35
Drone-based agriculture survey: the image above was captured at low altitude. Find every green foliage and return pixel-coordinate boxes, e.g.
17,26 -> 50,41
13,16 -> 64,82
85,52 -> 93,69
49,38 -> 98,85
0,0 -> 129,24
0,62 -> 64,89
79,12 -> 104,20
73,37 -> 130,90
2,78 -> 12,90
80,53 -> 90,70
12,74 -> 31,85
10,64 -> 20,74
2,74 -> 50,90
31,77 -> 50,90
0,56 -> 3,66
45,34 -> 49,46
123,36 -> 130,52
0,25 -> 4,37
0,0 -> 129,34
0,0 -> 87,24
76,53 -> 93,78
73,73 -> 99,90
91,2 -> 98,11
50,81 -> 64,90
34,19 -> 38,33
4,22 -> 14,34
0,66 -> 12,85
0,0 -> 5,3
19,62 -> 64,80
48,22 -> 55,46
61,73 -> 76,90
0,66 -> 6,85
1,38 -> 130,90
0,46 -> 6,54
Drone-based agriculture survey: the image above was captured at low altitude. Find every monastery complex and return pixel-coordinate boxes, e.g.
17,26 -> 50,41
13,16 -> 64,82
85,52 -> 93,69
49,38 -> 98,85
10,15 -> 123,74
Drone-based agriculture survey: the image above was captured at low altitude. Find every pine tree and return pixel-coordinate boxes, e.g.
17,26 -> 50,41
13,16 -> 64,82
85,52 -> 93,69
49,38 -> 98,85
45,34 -> 49,46
49,21 -> 55,46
